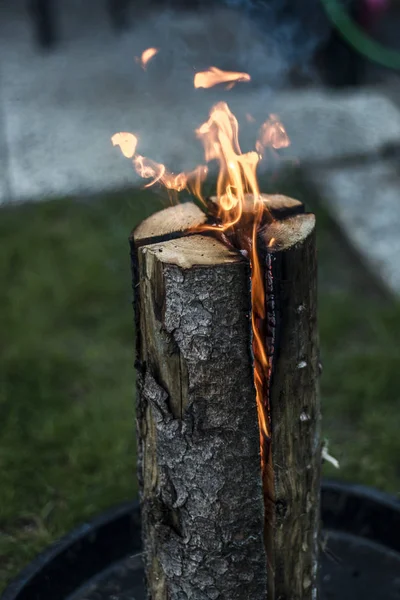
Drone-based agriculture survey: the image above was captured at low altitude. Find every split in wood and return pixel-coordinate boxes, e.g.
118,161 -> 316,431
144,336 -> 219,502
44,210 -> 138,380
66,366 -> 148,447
131,194 -> 320,600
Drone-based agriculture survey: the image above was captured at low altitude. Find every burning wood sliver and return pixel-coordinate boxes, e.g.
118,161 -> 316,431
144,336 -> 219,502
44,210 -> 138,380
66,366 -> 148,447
194,66 -> 251,89
111,132 -> 137,158
135,47 -> 159,70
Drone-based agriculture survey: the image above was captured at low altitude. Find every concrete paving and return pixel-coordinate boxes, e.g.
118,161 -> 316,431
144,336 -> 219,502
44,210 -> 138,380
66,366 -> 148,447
312,159 -> 400,293
0,1 -> 400,293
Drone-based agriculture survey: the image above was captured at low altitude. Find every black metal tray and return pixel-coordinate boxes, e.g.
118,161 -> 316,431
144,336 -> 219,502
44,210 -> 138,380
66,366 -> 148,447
2,481 -> 400,600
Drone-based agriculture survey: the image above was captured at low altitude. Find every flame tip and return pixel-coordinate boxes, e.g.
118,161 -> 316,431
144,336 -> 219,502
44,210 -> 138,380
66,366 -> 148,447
137,47 -> 159,70
194,67 -> 251,90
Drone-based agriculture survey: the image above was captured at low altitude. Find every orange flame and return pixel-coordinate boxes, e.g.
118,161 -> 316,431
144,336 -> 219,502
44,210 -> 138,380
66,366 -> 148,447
111,135 -> 208,201
135,155 -> 208,195
251,206 -> 271,451
196,102 -> 261,228
136,47 -> 159,70
256,114 -> 290,155
111,132 -> 138,158
194,67 -> 251,89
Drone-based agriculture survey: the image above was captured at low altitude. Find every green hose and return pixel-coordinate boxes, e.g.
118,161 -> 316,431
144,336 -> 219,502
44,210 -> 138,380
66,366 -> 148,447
321,0 -> 400,70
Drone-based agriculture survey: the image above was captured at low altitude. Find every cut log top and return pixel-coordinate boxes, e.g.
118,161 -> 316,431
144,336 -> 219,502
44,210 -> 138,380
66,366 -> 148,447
261,194 -> 303,214
133,197 -> 314,270
208,193 -> 304,220
133,201 -> 207,246
141,234 -> 242,269
133,194 -> 306,252
262,213 -> 316,252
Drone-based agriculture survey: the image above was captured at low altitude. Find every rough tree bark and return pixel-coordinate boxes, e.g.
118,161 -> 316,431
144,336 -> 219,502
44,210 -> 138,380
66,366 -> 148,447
131,197 -> 320,600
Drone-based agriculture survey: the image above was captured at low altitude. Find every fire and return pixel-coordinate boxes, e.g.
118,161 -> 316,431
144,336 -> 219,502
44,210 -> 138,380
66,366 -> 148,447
195,102 -> 261,227
136,47 -> 159,70
256,114 -> 290,155
194,67 -> 251,89
135,155 -> 208,196
111,138 -> 208,199
111,100 -> 290,472
111,132 -> 137,158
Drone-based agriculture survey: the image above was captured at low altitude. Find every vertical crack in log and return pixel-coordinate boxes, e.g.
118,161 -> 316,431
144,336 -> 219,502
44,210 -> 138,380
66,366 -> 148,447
261,216 -> 321,600
255,244 -> 276,600
228,223 -> 276,599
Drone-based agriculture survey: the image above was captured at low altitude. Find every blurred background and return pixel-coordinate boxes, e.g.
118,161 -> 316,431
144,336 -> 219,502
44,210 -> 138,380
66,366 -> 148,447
1,0 -> 400,591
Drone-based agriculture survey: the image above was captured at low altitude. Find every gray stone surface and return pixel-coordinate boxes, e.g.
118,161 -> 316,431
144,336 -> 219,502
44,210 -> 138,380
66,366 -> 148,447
0,1 -> 141,202
0,74 -> 10,202
272,90 -> 400,164
311,159 -> 400,294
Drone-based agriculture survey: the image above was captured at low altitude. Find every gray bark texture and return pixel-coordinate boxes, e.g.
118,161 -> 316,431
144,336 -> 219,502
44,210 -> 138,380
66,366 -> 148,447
263,214 -> 321,600
131,231 -> 268,600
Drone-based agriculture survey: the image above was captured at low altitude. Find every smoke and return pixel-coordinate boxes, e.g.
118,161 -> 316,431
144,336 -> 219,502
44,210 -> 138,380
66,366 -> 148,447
127,1 -> 336,91
217,0 -> 333,82
118,3 -> 332,169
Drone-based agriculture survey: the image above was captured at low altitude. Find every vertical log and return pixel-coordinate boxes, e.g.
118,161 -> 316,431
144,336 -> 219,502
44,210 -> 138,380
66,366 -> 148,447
131,198 -> 321,600
131,224 -> 268,600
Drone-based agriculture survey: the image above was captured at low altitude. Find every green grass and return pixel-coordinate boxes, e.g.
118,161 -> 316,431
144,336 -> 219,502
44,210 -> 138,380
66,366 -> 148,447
0,191 -> 160,589
0,186 -> 399,591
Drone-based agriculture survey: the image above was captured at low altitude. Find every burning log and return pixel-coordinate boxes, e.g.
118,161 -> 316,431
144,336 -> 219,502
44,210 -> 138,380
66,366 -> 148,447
131,194 -> 320,600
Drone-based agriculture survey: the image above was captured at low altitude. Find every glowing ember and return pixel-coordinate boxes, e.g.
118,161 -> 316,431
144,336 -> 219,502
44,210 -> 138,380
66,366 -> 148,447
194,66 -> 251,89
136,47 -> 159,70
